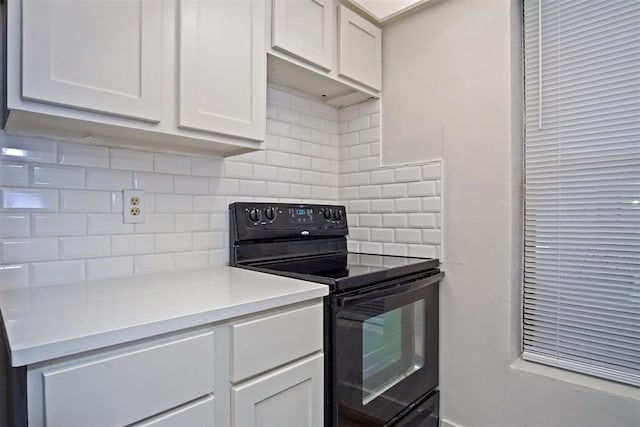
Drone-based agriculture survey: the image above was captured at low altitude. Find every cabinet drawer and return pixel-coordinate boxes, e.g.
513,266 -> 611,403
231,303 -> 323,382
133,395 -> 215,427
42,330 -> 215,427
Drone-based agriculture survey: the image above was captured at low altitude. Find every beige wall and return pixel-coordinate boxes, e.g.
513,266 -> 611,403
382,0 -> 640,425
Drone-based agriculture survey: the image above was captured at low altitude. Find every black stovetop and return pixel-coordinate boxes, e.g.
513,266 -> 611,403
239,252 -> 440,293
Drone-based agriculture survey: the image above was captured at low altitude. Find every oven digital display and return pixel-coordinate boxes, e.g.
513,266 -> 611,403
289,207 -> 314,223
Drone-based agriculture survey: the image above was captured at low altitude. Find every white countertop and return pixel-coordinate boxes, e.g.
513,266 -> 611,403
0,266 -> 328,367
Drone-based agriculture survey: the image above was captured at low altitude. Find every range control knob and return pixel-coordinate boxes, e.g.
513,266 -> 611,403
323,208 -> 333,220
264,206 -> 277,221
333,209 -> 342,221
248,208 -> 261,223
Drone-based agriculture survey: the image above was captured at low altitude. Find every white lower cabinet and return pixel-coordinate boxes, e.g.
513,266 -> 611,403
26,300 -> 324,427
232,354 -> 324,427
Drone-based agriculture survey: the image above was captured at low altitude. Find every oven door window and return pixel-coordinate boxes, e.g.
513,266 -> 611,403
362,300 -> 424,404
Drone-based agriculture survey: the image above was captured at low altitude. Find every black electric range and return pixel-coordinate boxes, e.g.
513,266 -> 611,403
229,202 -> 442,427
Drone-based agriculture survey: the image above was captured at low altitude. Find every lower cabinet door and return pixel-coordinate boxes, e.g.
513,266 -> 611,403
133,395 -> 215,427
232,354 -> 323,427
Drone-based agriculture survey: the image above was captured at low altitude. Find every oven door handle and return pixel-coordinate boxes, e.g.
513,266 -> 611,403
338,271 -> 443,308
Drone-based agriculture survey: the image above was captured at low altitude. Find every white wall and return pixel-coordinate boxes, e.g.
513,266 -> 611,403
383,0 -> 640,426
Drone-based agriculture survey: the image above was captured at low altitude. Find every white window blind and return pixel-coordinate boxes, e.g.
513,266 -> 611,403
523,0 -> 640,386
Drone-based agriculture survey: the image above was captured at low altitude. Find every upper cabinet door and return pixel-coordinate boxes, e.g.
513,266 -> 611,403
21,0 -> 162,122
338,5 -> 382,91
272,0 -> 334,71
179,0 -> 266,141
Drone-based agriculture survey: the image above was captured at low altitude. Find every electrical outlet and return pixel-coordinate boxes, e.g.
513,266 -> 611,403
123,190 -> 145,224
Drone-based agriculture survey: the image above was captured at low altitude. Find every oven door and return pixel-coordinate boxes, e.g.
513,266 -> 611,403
334,272 -> 441,426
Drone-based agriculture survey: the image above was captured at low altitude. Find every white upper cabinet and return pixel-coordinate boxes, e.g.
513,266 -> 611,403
179,0 -> 266,141
338,4 -> 382,90
21,0 -> 162,122
6,0 -> 266,156
272,0 -> 334,71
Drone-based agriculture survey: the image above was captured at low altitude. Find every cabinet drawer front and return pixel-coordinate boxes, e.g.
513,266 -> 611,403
133,395 -> 215,427
43,330 -> 215,427
231,303 -> 323,382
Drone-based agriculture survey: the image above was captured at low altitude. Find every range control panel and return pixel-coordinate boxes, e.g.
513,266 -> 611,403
230,202 -> 348,242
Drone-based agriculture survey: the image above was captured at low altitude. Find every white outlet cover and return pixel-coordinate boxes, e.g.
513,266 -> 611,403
123,190 -> 145,224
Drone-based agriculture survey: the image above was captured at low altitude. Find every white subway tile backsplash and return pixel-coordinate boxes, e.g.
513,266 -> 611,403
395,229 -> 422,244
110,148 -> 153,171
359,157 -> 379,172
408,245 -> 437,258
156,194 -> 192,213
31,165 -> 85,189
0,214 -> 30,237
154,154 -> 191,175
0,264 -> 29,288
382,243 -> 408,256
86,169 -> 133,191
191,157 -> 223,177
290,184 -> 311,198
240,180 -> 266,195
1,238 -> 58,263
267,120 -> 290,137
422,230 -> 441,244
291,124 -> 312,141
422,163 -> 441,180
175,250 -> 209,270
156,233 -> 192,253
33,213 -> 86,236
58,142 -> 109,168
407,181 -> 437,197
134,214 -> 175,233
359,185 -> 382,199
360,241 -> 382,254
371,199 -> 394,213
87,256 -> 134,280
61,236 -> 110,259
278,137 -> 302,153
370,169 -> 394,184
88,214 -> 134,235
371,229 -> 394,242
174,176 -> 209,195
61,190 -> 111,212
224,161 -> 253,179
0,91 -> 441,285
135,253 -> 174,275
383,214 -> 407,228
1,162 -> 28,186
0,135 -> 57,164
360,214 -> 382,227
112,234 -> 155,256
176,214 -> 210,232
1,188 -> 58,211
268,182 -> 290,197
395,198 -> 422,212
193,231 -> 224,250
382,183 -> 407,199
31,260 -> 85,285
134,172 -> 173,193
395,167 -> 422,182
408,213 -> 437,228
